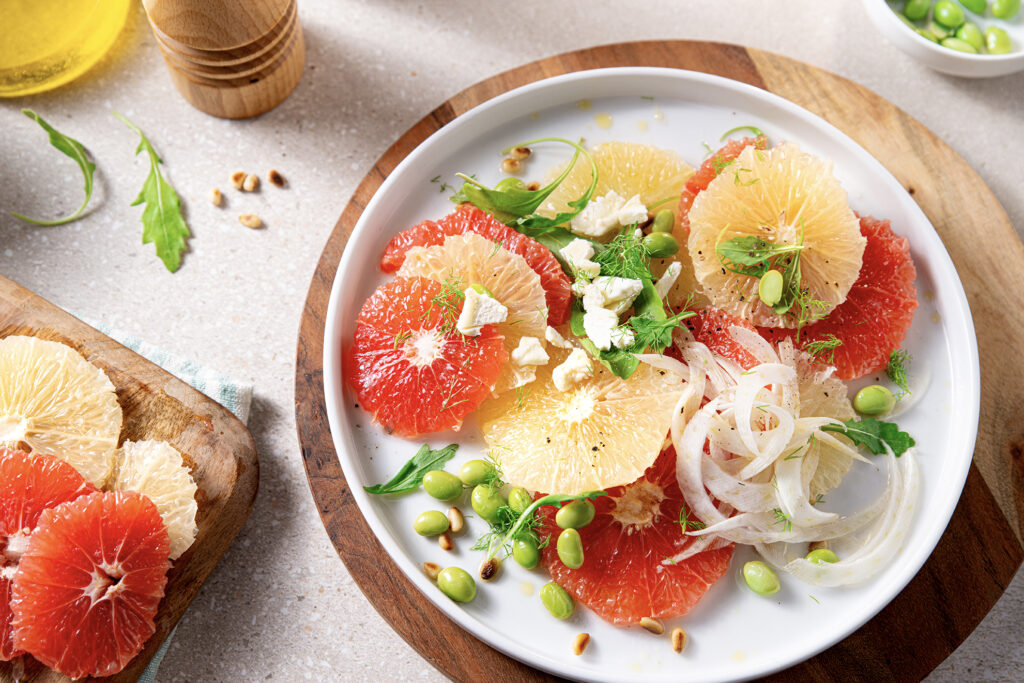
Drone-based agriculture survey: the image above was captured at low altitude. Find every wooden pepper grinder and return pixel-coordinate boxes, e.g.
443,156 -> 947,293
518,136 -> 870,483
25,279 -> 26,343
143,0 -> 305,119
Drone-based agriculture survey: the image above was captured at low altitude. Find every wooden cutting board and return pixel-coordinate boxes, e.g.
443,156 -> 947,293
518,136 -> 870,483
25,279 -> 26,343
0,275 -> 259,682
295,41 -> 1024,682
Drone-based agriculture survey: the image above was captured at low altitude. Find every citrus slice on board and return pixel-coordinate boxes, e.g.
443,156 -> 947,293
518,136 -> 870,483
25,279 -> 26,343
348,276 -> 507,437
108,440 -> 198,561
398,232 -> 548,393
11,491 -> 170,679
0,450 -> 97,661
688,142 -> 866,328
380,205 -> 573,326
760,215 -> 918,380
539,449 -> 733,625
0,336 -> 122,487
476,348 -> 684,494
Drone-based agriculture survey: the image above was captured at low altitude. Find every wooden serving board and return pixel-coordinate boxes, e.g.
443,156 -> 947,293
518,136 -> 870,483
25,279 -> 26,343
295,41 -> 1024,682
0,275 -> 259,683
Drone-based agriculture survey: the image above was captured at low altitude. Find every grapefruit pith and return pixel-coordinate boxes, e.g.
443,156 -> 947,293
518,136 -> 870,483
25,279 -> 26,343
348,276 -> 508,437
539,449 -> 733,625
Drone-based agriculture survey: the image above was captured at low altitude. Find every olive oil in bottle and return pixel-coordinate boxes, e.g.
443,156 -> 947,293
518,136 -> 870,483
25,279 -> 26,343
0,0 -> 131,97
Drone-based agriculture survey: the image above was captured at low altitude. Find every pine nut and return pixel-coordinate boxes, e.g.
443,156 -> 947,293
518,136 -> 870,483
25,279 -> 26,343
242,174 -> 260,192
671,627 -> 687,653
209,188 -> 223,206
639,617 -> 664,635
508,146 -> 531,161
438,532 -> 453,551
238,213 -> 262,229
808,540 -> 829,552
572,632 -> 590,656
230,171 -> 246,189
527,181 -> 540,191
501,158 -> 522,174
479,558 -> 500,582
423,562 -> 441,580
268,169 -> 286,187
447,507 -> 465,534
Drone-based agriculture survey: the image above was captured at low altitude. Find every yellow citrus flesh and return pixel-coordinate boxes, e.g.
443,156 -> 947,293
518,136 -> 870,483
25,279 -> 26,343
108,440 -> 199,560
688,142 -> 865,328
398,233 -> 548,393
0,336 -> 121,487
477,349 -> 684,494
794,350 -> 856,497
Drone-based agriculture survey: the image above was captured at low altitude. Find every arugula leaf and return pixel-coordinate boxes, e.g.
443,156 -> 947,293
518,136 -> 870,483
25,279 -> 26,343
821,418 -> 915,457
363,443 -> 459,495
12,109 -> 96,226
570,302 -> 641,378
772,251 -> 801,316
716,233 -> 803,278
115,112 -> 191,273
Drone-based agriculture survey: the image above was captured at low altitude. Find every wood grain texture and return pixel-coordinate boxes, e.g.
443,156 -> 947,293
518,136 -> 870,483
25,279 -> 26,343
295,41 -> 1024,682
143,0 -> 305,119
0,275 -> 259,683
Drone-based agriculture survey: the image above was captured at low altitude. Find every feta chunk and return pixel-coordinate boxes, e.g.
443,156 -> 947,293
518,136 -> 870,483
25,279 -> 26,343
511,337 -> 549,367
456,287 -> 508,336
545,326 -> 574,349
610,325 -> 636,349
583,307 -> 618,350
582,276 -> 644,315
570,190 -> 648,239
654,261 -> 682,300
560,238 -> 601,280
552,348 -> 593,392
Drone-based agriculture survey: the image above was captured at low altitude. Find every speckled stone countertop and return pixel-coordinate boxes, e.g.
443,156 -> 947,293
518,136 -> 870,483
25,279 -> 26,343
1,1 -> 1021,681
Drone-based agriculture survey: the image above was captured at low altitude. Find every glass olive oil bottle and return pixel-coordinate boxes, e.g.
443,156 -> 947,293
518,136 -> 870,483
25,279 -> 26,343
0,0 -> 131,97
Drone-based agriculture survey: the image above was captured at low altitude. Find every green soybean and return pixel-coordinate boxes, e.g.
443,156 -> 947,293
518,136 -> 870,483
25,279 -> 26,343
806,548 -> 840,564
413,510 -> 450,536
458,459 -> 495,487
904,0 -> 931,20
758,270 -> 784,307
507,486 -> 533,514
941,36 -> 979,52
917,27 -> 941,42
652,209 -> 675,233
555,500 -> 596,530
437,567 -> 476,602
958,0 -> 987,13
853,385 -> 897,415
927,20 -> 952,39
422,470 -> 463,501
495,177 -> 527,192
934,0 -> 966,28
985,26 -> 1013,53
993,0 -> 1021,18
743,560 -> 781,596
556,528 -> 585,569
512,537 -> 541,569
471,484 -> 507,525
956,22 -> 984,50
540,582 -> 575,619
643,232 -> 679,258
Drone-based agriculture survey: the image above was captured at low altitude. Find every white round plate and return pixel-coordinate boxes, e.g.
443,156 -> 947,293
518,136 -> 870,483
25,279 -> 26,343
322,68 -> 979,682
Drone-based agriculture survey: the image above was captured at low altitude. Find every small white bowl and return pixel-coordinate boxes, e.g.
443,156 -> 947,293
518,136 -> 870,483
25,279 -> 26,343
862,0 -> 1024,77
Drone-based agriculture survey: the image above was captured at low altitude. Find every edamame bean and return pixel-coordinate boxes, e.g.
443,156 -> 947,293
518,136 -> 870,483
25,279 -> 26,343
507,486 -> 533,514
652,209 -> 675,233
642,232 -> 679,258
413,510 -> 450,536
941,36 -> 979,52
956,22 -> 984,50
934,0 -> 966,28
458,459 -> 495,487
758,270 -> 784,307
422,470 -> 463,501
512,537 -> 541,569
540,582 -> 575,619
495,177 -> 527,192
993,0 -> 1021,19
555,500 -> 596,530
437,567 -> 476,602
806,548 -> 839,564
958,0 -> 987,14
471,484 -> 507,524
904,0 -> 931,20
985,26 -> 1013,53
853,385 -> 897,415
742,560 -> 780,596
927,20 -> 952,39
556,528 -> 585,569
917,27 -> 941,42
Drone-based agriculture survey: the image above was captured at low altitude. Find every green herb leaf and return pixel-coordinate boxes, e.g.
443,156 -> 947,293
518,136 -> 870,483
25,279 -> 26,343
483,490 -> 607,562
772,251 -> 802,316
627,309 -> 694,351
12,109 -> 96,227
115,112 -> 191,272
720,125 -> 766,141
886,349 -> 912,399
716,233 -> 803,276
821,418 -> 915,457
363,443 -> 459,495
803,333 -> 843,365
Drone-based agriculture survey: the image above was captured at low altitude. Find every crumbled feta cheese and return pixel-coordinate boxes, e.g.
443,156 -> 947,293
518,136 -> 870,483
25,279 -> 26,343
654,261 -> 682,300
560,238 -> 601,279
610,325 -> 636,349
456,288 -> 508,336
546,326 -> 574,349
570,190 -> 648,239
583,308 -> 619,350
582,276 -> 644,315
552,348 -> 593,392
511,337 -> 549,367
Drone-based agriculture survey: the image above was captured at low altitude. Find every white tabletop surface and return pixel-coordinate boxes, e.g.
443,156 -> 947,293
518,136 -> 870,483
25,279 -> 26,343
1,1 -> 1022,681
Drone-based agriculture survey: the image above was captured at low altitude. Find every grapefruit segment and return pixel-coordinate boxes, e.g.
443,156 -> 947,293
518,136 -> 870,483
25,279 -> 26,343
11,491 -> 170,679
684,307 -> 759,370
677,136 -> 767,238
539,449 -> 733,625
